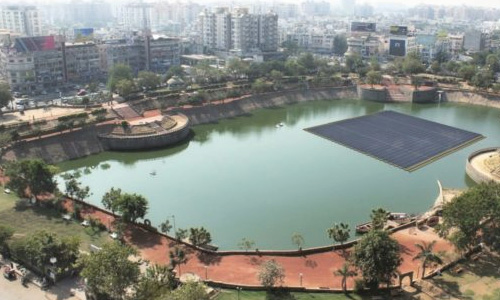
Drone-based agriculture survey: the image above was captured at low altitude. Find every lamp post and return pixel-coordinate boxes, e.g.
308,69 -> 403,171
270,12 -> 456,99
204,265 -> 208,280
171,215 -> 176,235
237,287 -> 242,300
299,273 -> 303,287
49,257 -> 57,283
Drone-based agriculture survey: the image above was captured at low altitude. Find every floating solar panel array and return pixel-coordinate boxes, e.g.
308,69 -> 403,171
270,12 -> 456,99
305,110 -> 484,171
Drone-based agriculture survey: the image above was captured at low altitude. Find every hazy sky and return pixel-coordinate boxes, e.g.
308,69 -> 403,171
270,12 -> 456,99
9,0 -> 500,9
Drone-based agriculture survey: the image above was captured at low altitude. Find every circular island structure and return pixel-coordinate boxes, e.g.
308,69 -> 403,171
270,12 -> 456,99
466,147 -> 500,183
98,113 -> 190,151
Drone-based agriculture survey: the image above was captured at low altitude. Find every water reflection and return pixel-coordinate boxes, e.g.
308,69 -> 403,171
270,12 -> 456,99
58,138 -> 191,171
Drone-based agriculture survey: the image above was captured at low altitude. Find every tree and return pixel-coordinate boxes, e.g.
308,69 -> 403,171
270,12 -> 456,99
370,208 -> 389,230
281,40 -> 300,56
258,259 -> 285,288
345,53 -> 364,73
458,64 -> 476,81
333,35 -> 348,56
160,219 -> 172,234
115,193 -> 149,223
0,225 -> 14,255
133,264 -> 176,300
166,65 -> 185,80
238,238 -> 255,251
430,61 -> 441,74
102,187 -> 122,216
115,79 -> 136,97
64,176 -> 90,202
297,53 -> 316,73
291,232 -> 304,250
12,230 -> 80,277
170,281 -> 209,300
107,64 -> 133,92
327,222 -> 350,246
138,71 -> 160,91
175,228 -> 188,241
169,246 -> 187,275
471,70 -> 493,89
437,182 -> 500,252
79,242 -> 140,300
87,82 -> 99,93
403,57 -> 425,75
0,82 -> 13,109
188,227 -> 211,247
486,54 -> 500,73
227,58 -> 249,79
5,159 -> 57,203
412,241 -> 443,279
334,263 -> 356,293
411,75 -> 423,90
366,71 -> 382,88
352,230 -> 402,289
252,78 -> 269,93
270,70 -> 283,86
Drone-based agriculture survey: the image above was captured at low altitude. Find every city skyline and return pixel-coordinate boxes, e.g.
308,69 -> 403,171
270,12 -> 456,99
1,0 -> 499,9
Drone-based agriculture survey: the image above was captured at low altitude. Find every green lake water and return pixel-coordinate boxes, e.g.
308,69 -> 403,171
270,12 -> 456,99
57,99 -> 500,250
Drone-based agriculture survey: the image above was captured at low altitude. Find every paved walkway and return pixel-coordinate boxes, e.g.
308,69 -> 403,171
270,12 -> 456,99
65,198 -> 455,290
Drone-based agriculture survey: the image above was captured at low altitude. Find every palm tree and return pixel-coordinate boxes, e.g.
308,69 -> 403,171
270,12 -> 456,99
169,247 -> 187,276
413,240 -> 443,279
334,263 -> 357,293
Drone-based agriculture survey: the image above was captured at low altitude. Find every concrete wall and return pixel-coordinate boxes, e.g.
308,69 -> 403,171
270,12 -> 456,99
357,86 -> 387,102
1,124 -> 115,164
178,87 -> 358,125
444,89 -> 500,104
99,120 -> 190,151
465,147 -> 499,184
412,88 -> 438,103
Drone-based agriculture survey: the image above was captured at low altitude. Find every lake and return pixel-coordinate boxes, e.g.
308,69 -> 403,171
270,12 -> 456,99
57,99 -> 499,250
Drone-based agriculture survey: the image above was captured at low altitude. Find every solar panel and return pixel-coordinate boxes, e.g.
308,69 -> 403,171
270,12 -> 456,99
305,110 -> 484,171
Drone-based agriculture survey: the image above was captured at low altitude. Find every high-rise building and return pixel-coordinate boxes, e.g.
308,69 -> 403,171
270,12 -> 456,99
198,8 -> 278,56
463,29 -> 485,53
116,2 -> 152,33
0,5 -> 42,37
300,1 -> 331,17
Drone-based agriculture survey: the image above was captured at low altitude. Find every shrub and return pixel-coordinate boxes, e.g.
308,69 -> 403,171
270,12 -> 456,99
354,279 -> 365,293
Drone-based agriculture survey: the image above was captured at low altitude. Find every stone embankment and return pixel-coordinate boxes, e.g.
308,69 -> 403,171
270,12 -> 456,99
443,89 -> 500,107
175,87 -> 357,125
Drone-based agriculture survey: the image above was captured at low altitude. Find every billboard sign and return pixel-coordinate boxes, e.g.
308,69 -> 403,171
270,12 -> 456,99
74,28 -> 94,37
390,25 -> 408,36
351,22 -> 376,33
389,39 -> 406,56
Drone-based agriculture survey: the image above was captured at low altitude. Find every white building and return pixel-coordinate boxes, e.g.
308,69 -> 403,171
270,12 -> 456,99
0,6 -> 42,37
116,2 -> 152,32
198,8 -> 278,56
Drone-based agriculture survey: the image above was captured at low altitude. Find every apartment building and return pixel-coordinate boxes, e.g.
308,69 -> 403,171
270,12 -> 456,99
0,35 -> 63,93
0,5 -> 42,37
64,42 -> 102,83
0,33 -> 181,91
198,8 -> 278,56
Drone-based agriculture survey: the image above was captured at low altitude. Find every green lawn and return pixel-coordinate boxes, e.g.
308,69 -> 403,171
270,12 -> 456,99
215,289 -> 366,300
0,191 -> 110,251
426,251 -> 500,300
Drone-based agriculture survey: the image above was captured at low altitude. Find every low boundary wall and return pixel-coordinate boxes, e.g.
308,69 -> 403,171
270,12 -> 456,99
465,147 -> 500,184
98,114 -> 190,151
357,86 -> 387,102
